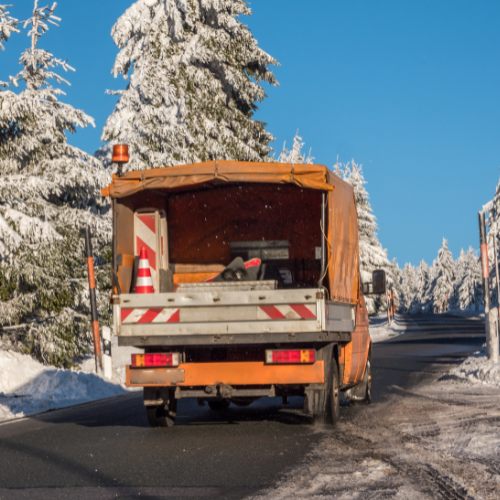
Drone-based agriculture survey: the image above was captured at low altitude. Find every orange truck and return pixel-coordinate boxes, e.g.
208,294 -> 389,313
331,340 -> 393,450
102,156 -> 386,427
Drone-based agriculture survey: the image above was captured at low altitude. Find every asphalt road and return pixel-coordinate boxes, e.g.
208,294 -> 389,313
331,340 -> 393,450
0,314 -> 486,499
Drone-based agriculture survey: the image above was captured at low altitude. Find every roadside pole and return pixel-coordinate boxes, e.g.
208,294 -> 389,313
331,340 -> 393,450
478,207 -> 499,362
492,219 -> 500,317
84,226 -> 103,372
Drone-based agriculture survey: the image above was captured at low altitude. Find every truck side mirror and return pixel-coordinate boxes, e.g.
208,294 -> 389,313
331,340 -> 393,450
372,269 -> 387,295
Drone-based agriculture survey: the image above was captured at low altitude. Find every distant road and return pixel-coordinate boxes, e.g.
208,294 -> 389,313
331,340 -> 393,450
0,314 -> 485,499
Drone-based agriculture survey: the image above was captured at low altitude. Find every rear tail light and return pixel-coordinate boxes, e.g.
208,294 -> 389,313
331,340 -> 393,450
131,353 -> 180,368
265,349 -> 316,364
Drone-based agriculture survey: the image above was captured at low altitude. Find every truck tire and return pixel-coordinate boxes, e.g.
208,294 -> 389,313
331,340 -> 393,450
304,353 -> 340,426
208,399 -> 230,411
329,358 -> 340,425
144,388 -> 176,427
345,358 -> 372,404
146,404 -> 175,427
361,360 -> 372,403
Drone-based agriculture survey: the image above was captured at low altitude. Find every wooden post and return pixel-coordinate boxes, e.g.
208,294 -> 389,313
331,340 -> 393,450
85,226 -> 102,372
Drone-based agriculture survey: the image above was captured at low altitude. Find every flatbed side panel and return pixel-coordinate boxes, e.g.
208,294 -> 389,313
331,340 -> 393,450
324,301 -> 355,332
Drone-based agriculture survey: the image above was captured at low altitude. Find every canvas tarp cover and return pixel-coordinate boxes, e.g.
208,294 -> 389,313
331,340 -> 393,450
104,161 -> 360,304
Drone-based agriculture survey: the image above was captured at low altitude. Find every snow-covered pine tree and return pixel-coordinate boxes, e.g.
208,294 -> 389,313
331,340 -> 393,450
335,160 -> 391,313
455,248 -> 482,312
397,263 -> 418,313
277,131 -> 314,164
0,3 -> 19,86
0,1 -> 110,367
100,0 -> 277,170
0,4 -> 18,50
430,239 -> 455,314
412,259 -> 431,313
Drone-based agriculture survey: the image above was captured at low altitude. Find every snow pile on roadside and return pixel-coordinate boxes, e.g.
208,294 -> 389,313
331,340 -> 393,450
0,350 -> 125,422
369,315 -> 406,343
448,349 -> 500,387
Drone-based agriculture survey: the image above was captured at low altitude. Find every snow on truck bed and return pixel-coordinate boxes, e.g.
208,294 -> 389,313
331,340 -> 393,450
0,350 -> 125,423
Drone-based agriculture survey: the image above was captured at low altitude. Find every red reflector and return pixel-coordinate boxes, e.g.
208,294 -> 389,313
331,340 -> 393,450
265,349 -> 316,364
131,353 -> 179,368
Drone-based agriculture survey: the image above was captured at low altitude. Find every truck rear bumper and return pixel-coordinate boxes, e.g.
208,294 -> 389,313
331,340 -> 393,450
125,361 -> 325,387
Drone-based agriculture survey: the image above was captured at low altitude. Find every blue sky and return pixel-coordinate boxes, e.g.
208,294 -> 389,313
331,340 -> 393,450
2,0 -> 499,266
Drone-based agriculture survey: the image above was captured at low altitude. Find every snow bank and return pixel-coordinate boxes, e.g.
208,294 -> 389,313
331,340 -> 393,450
369,315 -> 406,343
0,350 -> 125,422
447,349 -> 500,387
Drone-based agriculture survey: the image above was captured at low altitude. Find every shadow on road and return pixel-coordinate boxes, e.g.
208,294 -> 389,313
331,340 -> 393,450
28,393 -> 313,429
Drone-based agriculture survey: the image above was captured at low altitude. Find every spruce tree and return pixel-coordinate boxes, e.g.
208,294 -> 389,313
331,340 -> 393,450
0,3 -> 18,86
335,160 -> 390,313
0,4 -> 17,48
0,1 -> 109,367
397,263 -> 418,313
413,260 -> 431,313
278,131 -> 314,164
430,239 -> 455,313
100,0 -> 277,170
456,248 -> 482,312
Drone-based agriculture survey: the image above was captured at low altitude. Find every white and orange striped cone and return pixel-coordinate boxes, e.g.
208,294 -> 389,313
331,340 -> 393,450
135,246 -> 155,294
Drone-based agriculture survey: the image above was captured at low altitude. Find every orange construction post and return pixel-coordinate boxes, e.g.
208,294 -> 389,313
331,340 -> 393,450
85,226 -> 102,372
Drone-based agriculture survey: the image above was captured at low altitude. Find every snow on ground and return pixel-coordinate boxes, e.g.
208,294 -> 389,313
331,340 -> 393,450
0,350 -> 125,423
254,383 -> 500,499
369,314 -> 407,343
447,348 -> 500,387
254,352 -> 500,499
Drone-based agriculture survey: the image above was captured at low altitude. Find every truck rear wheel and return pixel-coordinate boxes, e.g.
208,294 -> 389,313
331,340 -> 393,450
144,388 -> 176,427
329,358 -> 340,424
345,358 -> 372,404
304,355 -> 340,426
361,360 -> 372,403
146,404 -> 176,427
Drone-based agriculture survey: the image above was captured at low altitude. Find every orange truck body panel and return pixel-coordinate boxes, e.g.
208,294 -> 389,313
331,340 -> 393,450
341,295 -> 370,386
126,361 -> 325,388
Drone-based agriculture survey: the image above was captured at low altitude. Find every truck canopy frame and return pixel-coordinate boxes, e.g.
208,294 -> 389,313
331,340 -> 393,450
103,160 -> 360,304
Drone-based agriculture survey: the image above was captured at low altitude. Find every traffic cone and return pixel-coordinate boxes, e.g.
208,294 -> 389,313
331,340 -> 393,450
135,246 -> 155,294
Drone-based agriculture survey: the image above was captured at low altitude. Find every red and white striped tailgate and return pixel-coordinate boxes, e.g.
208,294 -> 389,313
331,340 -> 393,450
120,304 -> 316,325
258,304 -> 317,320
121,307 -> 180,324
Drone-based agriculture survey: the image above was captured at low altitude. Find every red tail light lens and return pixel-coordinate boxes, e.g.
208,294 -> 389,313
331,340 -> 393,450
265,349 -> 316,364
131,353 -> 180,368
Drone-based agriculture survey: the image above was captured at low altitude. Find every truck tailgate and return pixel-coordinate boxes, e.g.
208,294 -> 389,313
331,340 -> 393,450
115,285 -> 354,346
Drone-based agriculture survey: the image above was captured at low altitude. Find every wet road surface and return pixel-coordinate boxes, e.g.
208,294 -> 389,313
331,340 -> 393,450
0,314 -> 486,499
